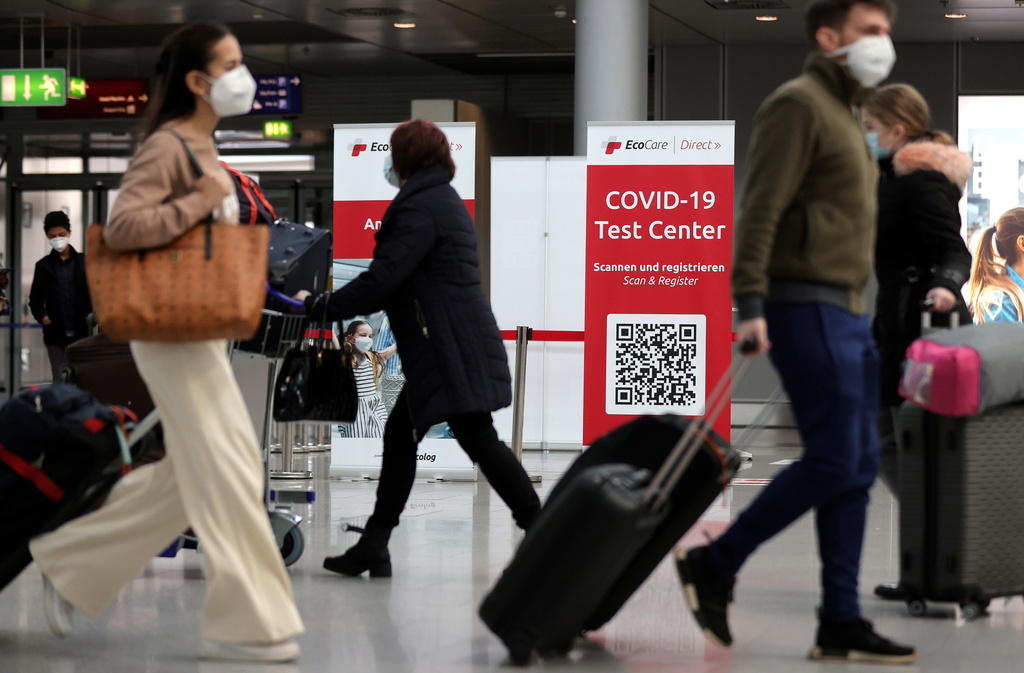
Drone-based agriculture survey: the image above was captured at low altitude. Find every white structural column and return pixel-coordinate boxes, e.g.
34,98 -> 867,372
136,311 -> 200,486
573,0 -> 649,155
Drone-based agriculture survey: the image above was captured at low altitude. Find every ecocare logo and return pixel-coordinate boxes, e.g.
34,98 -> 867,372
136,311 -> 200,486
602,136 -> 622,154
602,136 -> 671,154
348,140 -> 396,157
349,139 -> 368,157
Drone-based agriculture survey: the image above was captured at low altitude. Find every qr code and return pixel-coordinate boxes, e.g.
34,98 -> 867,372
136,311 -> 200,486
606,314 -> 706,415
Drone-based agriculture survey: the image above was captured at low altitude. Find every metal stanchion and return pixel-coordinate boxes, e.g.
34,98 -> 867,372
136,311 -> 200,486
271,421 -> 313,479
304,422 -> 328,452
511,325 -> 542,484
291,423 -> 311,454
316,422 -> 332,451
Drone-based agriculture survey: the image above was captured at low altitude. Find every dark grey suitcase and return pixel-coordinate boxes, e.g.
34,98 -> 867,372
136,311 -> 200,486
479,463 -> 665,664
543,415 -> 740,632
479,344 -> 753,664
897,401 -> 1024,619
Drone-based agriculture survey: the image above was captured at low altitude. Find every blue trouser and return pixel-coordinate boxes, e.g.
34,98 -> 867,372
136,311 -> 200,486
707,302 -> 881,623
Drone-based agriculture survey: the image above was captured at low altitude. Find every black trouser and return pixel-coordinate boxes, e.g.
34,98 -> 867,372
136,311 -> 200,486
366,388 -> 540,531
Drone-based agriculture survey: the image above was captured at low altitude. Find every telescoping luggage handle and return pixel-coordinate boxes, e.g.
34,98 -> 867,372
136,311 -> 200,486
920,297 -> 960,331
643,340 -> 757,512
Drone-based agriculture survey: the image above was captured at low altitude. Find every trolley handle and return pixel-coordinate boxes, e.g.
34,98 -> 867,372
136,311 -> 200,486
265,283 -> 307,310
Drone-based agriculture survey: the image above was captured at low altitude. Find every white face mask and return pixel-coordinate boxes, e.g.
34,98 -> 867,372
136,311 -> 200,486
830,34 -> 896,88
383,155 -> 401,189
202,65 -> 257,118
354,336 -> 374,352
49,236 -> 70,253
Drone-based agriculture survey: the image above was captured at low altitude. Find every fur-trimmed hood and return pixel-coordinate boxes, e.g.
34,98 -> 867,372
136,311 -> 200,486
892,140 -> 973,192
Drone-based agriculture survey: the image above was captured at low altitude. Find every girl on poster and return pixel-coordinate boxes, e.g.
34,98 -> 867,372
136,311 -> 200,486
967,207 -> 1024,323
342,319 -> 396,438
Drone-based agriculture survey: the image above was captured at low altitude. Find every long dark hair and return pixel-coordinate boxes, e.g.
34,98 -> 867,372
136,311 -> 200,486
140,22 -> 231,137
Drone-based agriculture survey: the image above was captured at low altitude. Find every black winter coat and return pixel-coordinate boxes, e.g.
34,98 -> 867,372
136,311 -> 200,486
313,165 -> 511,430
873,141 -> 973,407
28,247 -> 92,347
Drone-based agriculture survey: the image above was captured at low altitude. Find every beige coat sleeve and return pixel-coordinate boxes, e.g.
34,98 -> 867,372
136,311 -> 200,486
103,132 -> 212,251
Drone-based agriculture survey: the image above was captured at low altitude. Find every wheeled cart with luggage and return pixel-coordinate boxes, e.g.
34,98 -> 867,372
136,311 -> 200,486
479,345 -> 752,665
896,401 -> 1024,620
230,305 -> 313,566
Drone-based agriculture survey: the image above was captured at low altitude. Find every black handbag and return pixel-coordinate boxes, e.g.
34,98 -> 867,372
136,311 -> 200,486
272,319 -> 358,423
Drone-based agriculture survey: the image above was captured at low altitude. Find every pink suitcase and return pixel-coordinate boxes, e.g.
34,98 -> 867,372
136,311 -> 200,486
899,321 -> 1024,417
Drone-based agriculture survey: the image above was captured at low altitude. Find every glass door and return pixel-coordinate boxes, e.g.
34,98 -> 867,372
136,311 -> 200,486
2,187 -> 94,398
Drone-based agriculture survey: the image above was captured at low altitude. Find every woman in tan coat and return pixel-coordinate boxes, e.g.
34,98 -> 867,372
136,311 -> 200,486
28,22 -> 304,664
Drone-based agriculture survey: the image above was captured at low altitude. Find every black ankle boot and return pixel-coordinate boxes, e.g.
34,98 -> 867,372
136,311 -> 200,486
323,526 -> 392,577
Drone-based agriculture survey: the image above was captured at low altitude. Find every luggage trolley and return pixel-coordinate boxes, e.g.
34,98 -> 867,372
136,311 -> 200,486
229,303 -> 312,567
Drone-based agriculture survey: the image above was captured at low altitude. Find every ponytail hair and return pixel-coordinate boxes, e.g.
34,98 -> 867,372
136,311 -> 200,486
862,83 -> 954,146
967,207 -> 1024,322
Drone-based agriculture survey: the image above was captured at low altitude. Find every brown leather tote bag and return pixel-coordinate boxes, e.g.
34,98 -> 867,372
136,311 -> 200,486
86,135 -> 268,342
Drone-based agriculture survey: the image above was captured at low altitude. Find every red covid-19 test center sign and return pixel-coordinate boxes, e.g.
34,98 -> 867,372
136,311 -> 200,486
583,121 -> 735,445
333,122 -> 476,259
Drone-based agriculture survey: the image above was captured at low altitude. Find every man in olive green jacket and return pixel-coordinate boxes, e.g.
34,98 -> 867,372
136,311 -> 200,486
676,0 -> 918,665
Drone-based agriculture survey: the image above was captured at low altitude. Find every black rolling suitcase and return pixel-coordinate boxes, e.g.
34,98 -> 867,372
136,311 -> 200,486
479,346 -> 752,664
896,401 -> 1024,619
0,385 -> 136,592
545,415 -> 740,631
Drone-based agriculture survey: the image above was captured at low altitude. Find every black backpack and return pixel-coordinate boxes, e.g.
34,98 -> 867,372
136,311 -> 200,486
0,384 -> 134,591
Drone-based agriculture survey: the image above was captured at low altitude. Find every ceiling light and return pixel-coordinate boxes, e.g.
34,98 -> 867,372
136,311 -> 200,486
252,12 -> 264,19
755,15 -> 778,21
945,13 -> 967,18
393,22 -> 416,28
477,52 -> 573,58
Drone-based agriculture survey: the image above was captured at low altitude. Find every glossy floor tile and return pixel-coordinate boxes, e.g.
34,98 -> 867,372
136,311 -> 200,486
2,435 -> 1023,673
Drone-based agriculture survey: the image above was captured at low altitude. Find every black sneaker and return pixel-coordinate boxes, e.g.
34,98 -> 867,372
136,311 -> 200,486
873,583 -> 907,602
674,546 -> 735,647
809,618 -> 918,664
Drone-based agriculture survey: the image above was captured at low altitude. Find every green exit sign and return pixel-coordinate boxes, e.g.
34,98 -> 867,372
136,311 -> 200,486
69,77 -> 87,100
263,120 -> 293,139
0,68 -> 67,106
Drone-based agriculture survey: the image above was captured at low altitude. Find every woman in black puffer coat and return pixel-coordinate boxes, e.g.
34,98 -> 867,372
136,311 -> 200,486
862,83 -> 973,600
297,120 -> 540,578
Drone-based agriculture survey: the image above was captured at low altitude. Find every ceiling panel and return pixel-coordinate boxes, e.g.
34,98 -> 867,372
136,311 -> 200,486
0,0 -> 1021,81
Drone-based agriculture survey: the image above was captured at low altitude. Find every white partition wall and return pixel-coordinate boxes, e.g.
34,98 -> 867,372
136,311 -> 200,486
490,157 -> 586,449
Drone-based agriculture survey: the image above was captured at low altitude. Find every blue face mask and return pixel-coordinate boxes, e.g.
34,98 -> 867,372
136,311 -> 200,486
865,132 -> 891,160
383,155 -> 401,189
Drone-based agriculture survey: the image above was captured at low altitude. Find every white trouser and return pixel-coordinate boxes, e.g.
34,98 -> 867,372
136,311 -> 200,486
30,340 -> 305,643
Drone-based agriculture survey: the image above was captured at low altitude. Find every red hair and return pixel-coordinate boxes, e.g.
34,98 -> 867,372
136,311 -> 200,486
390,119 -> 456,181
